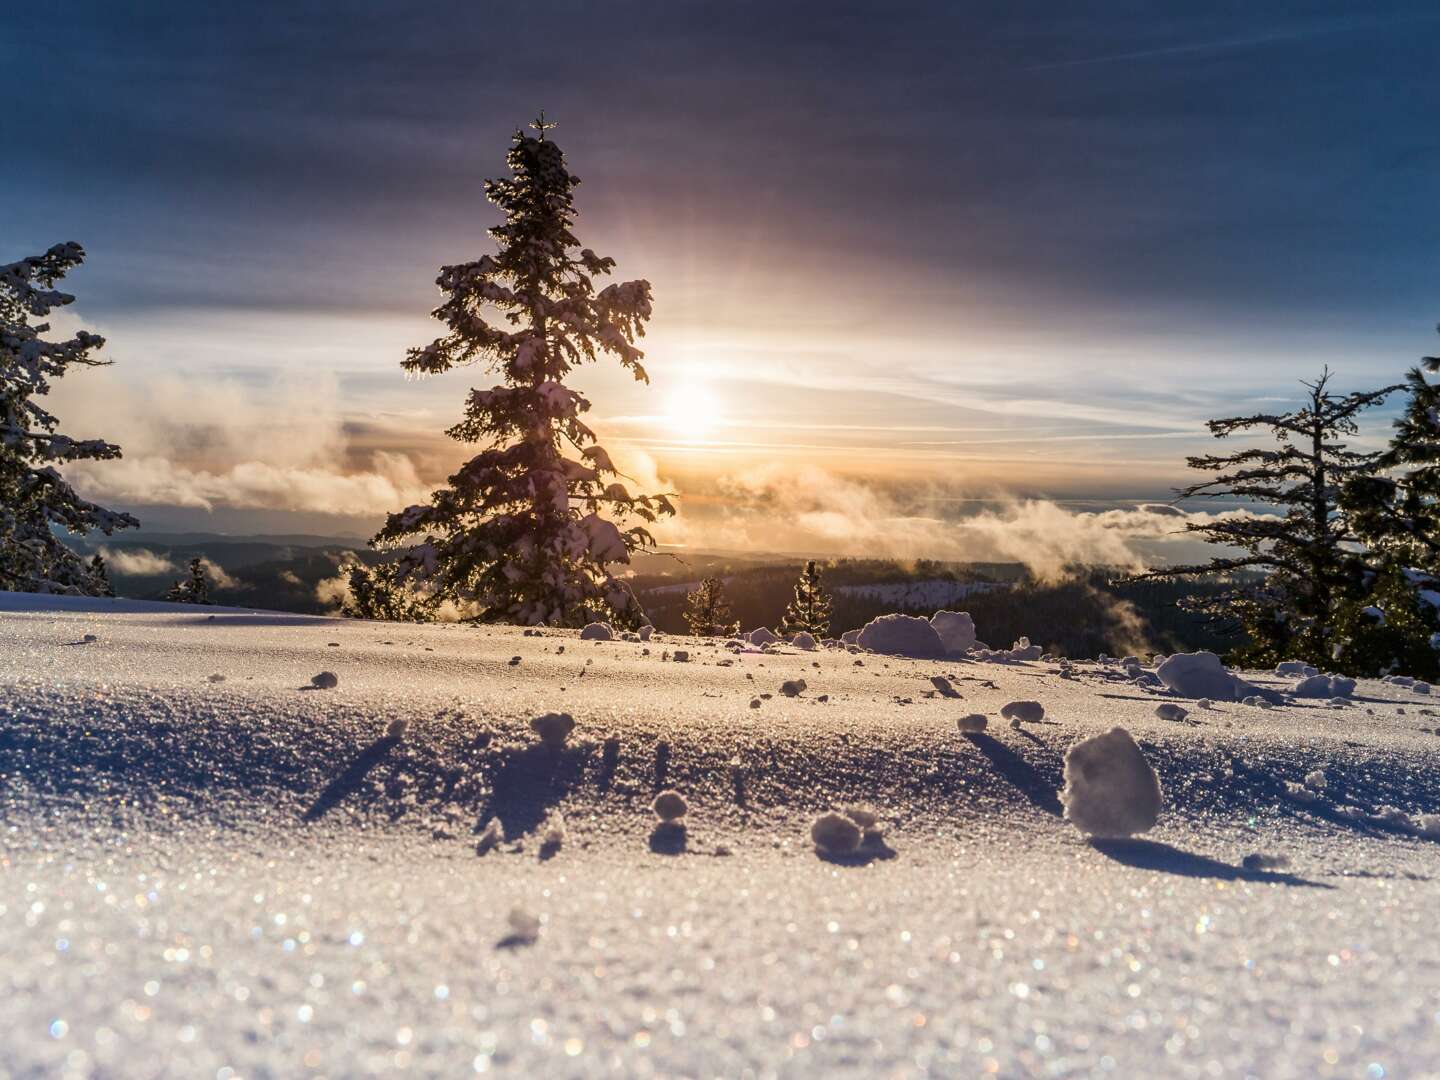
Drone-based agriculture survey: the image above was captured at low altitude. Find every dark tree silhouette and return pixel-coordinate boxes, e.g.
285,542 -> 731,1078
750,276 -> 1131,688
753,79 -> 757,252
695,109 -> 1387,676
166,557 -> 213,605
683,577 -> 739,637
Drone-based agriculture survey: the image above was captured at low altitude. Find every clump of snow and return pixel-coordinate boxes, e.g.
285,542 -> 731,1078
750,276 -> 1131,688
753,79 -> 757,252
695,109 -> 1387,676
930,675 -> 961,698
638,624 -> 653,641
476,818 -> 505,855
540,809 -> 567,852
530,711 -> 576,748
843,805 -> 880,830
1061,727 -> 1163,838
929,610 -> 977,654
957,713 -> 988,734
1275,660 -> 1318,678
1415,682 -> 1433,696
839,629 -> 860,645
1385,675 -> 1416,688
810,812 -> 862,854
311,671 -> 339,690
1006,637 -> 1043,661
857,614 -> 945,658
671,650 -> 690,662
207,673 -> 226,683
386,717 -> 409,739
1000,700 -> 1045,724
745,626 -> 776,647
504,907 -> 540,944
1242,695 -> 1274,709
1293,674 -> 1356,699
1197,698 -> 1212,710
749,698 -> 761,709
81,633 -> 98,643
1242,852 -> 1291,871
579,622 -> 613,641
1154,703 -> 1189,723
791,632 -> 817,651
652,790 -> 688,822
1156,651 -> 1278,703
780,678 -> 807,697
1304,769 -> 1327,791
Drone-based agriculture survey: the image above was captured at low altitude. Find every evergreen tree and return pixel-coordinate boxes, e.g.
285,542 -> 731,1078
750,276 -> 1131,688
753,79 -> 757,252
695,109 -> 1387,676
166,557 -> 213,605
371,117 -> 673,627
340,561 -> 434,623
1341,328 -> 1440,571
1125,370 -> 1397,670
88,552 -> 114,597
1,243 -> 138,593
779,560 -> 833,638
683,577 -> 739,637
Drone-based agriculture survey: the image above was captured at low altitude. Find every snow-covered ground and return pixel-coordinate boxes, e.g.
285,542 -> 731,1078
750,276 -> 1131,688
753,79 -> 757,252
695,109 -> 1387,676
3,594 -> 1439,1078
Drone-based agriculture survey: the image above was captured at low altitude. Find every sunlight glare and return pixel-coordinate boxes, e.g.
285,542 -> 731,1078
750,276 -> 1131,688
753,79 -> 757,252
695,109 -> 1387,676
663,381 -> 723,440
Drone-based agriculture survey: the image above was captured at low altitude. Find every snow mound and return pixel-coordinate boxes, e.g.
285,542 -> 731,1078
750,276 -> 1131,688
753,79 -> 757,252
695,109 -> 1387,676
1061,727 -> 1163,838
957,713 -> 988,734
748,626 -> 778,647
1000,700 -> 1045,724
839,629 -> 860,645
1156,651 -> 1280,703
929,610 -> 977,654
791,631 -> 817,651
579,622 -> 613,641
1292,674 -> 1356,699
1275,661 -> 1318,678
856,614 -> 945,658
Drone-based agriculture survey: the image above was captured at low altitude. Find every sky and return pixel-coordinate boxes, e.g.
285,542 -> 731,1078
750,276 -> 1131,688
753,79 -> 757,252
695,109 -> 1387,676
5,1 -> 1439,560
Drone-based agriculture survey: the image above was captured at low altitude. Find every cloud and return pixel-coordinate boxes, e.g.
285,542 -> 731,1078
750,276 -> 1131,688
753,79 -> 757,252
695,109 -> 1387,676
94,546 -> 177,576
199,557 -> 242,590
652,462 -> 1255,581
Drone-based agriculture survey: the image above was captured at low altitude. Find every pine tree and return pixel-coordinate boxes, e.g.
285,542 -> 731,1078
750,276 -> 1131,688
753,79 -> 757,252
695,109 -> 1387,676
88,552 -> 114,597
340,561 -> 434,623
1125,370 -> 1398,669
1341,327 -> 1440,571
166,557 -> 213,605
683,577 -> 739,637
1,243 -> 138,593
779,560 -> 833,639
371,117 -> 673,628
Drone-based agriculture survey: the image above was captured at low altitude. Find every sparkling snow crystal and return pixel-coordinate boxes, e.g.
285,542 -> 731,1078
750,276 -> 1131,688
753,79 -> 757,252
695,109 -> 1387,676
1061,727 -> 1163,838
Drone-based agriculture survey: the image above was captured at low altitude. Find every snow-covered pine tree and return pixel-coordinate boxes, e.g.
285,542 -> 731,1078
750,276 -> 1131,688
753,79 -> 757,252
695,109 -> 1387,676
779,560 -> 833,639
1,243 -> 138,594
340,560 -> 434,623
683,577 -> 739,637
1125,370 -> 1398,670
1342,327 -> 1440,571
88,552 -> 114,597
370,117 -> 674,628
166,557 -> 213,605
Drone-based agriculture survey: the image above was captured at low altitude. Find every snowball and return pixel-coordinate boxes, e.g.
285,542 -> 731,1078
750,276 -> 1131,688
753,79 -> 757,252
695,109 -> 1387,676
957,713 -> 988,733
638,624 -> 653,641
1000,700 -> 1045,724
579,622 -> 613,641
749,698 -> 761,709
929,610 -> 977,654
1154,703 -> 1189,723
748,627 -> 779,646
810,812 -> 862,854
530,711 -> 576,748
207,674 -> 226,683
1061,727 -> 1163,838
81,633 -> 97,643
671,650 -> 690,662
386,717 -> 409,739
476,818 -> 505,855
843,805 -> 880,830
310,671 -> 339,689
930,675 -> 961,698
1275,660 -> 1318,678
780,678 -> 807,697
1304,769 -> 1327,791
791,632 -> 817,651
1197,698 -> 1212,710
1415,682 -> 1433,696
651,790 -> 688,822
839,629 -> 861,645
857,614 -> 946,658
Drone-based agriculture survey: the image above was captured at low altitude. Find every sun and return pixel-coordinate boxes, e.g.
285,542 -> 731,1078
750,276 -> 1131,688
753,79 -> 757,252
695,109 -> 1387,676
663,381 -> 723,440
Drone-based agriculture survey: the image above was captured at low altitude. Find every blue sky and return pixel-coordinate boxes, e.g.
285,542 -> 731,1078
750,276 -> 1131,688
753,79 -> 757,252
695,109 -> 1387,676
5,1 -> 1438,548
